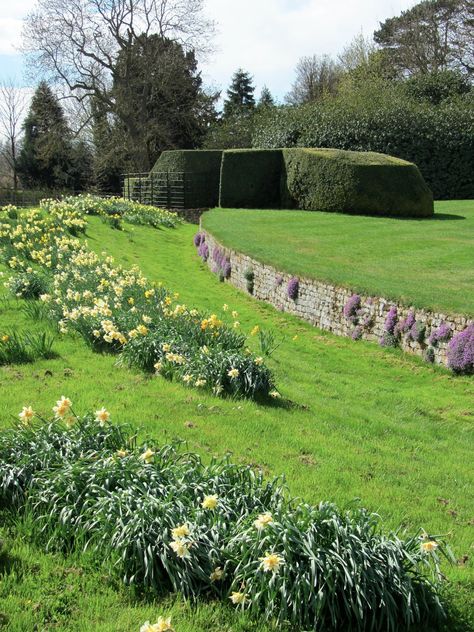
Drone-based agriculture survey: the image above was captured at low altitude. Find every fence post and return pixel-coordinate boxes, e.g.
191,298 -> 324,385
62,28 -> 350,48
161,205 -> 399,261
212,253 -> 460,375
166,172 -> 170,209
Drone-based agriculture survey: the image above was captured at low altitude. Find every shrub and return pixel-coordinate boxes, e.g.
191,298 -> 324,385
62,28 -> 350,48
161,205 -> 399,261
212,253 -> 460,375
253,99 -> 474,200
281,148 -> 433,217
0,403 -> 449,631
151,150 -> 223,208
447,325 -> 474,374
287,277 -> 299,300
219,149 -> 283,209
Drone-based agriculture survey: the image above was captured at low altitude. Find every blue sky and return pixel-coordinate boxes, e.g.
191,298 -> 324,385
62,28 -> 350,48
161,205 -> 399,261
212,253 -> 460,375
0,0 -> 417,101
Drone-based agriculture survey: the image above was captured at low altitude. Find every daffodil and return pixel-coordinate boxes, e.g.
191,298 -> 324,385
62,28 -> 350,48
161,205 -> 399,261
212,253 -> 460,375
171,524 -> 190,539
201,494 -> 218,510
116,449 -> 128,458
210,567 -> 223,582
260,552 -> 284,573
170,539 -> 190,558
140,448 -> 155,464
229,591 -> 247,605
254,356 -> 263,366
18,406 -> 34,424
250,325 -> 260,336
140,617 -> 174,632
421,540 -> 439,552
232,310 -> 238,318
269,390 -> 281,399
53,396 -> 72,418
227,368 -> 239,379
94,407 -> 110,426
222,303 -> 228,311
254,512 -> 273,530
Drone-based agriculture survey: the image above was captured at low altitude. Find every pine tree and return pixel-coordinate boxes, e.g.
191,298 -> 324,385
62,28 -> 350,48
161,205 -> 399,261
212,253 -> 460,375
223,69 -> 256,117
257,85 -> 275,108
17,82 -> 73,189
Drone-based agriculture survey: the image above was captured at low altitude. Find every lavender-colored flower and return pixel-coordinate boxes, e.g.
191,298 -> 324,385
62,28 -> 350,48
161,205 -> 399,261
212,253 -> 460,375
287,277 -> 299,300
193,232 -> 203,247
343,294 -> 361,320
447,324 -> 474,373
384,306 -> 398,335
223,260 -> 231,279
351,326 -> 362,341
198,241 -> 209,261
428,323 -> 452,346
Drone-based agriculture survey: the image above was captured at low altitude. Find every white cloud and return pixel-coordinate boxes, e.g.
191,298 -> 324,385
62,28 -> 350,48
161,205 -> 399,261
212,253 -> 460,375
0,1 -> 35,55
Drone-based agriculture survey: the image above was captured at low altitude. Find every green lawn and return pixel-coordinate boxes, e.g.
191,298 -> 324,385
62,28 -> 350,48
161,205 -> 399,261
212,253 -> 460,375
202,200 -> 474,316
0,216 -> 473,631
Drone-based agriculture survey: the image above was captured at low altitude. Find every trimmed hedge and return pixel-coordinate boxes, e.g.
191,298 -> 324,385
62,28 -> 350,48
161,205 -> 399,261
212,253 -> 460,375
252,100 -> 474,200
281,148 -> 434,217
151,150 -> 223,208
219,149 -> 282,209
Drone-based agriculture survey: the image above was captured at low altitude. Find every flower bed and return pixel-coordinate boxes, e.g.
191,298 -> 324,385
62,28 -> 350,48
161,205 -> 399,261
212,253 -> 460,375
0,400 -> 449,631
0,205 -> 274,399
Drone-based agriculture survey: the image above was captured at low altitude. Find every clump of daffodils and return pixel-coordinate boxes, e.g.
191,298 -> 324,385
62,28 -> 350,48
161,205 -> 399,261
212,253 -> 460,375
140,617 -> 174,632
0,402 -> 449,631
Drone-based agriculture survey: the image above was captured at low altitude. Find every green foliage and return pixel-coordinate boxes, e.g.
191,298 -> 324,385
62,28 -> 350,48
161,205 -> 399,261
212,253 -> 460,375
152,150 -> 223,207
219,150 -> 283,209
403,70 -> 472,105
0,408 -> 449,631
253,98 -> 474,200
0,330 -> 56,366
281,148 -> 434,217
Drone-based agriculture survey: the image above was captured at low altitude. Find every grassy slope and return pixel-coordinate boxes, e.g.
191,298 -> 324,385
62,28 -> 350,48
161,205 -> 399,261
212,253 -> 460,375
202,200 -> 474,316
0,216 -> 473,631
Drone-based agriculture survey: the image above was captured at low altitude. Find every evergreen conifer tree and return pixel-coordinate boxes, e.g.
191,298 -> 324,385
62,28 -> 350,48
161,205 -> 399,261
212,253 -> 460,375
223,69 -> 256,116
17,82 -> 73,189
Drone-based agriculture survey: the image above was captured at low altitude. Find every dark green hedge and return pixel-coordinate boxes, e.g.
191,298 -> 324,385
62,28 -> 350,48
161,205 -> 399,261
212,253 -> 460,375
219,149 -> 282,209
253,100 -> 474,200
151,150 -> 223,207
281,148 -> 434,217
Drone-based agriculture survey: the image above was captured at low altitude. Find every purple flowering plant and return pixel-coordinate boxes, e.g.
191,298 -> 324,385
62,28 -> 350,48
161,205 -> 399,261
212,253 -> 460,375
287,277 -> 299,300
447,324 -> 474,373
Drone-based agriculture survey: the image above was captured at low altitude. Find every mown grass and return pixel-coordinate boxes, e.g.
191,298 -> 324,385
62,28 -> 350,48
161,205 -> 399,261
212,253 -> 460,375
0,216 -> 473,631
202,200 -> 474,316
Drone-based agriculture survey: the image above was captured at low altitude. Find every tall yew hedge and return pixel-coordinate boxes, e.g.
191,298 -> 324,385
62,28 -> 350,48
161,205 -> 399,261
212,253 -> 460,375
252,99 -> 474,200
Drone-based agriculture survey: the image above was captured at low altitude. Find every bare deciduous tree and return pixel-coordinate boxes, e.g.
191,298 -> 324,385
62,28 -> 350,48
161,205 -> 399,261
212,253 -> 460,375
22,0 -> 216,162
338,32 -> 377,72
285,55 -> 342,105
23,0 -> 215,100
0,82 -> 28,191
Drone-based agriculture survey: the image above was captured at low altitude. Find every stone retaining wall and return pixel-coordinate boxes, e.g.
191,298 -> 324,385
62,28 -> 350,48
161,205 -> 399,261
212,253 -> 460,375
200,229 -> 472,367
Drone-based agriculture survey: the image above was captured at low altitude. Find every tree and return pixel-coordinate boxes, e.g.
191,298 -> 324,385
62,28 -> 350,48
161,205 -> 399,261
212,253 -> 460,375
338,32 -> 377,72
285,55 -> 342,105
0,82 -> 28,191
22,0 -> 216,169
111,33 -> 216,170
374,0 -> 474,77
403,68 -> 471,103
17,82 -> 73,189
257,85 -> 276,109
223,69 -> 256,117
